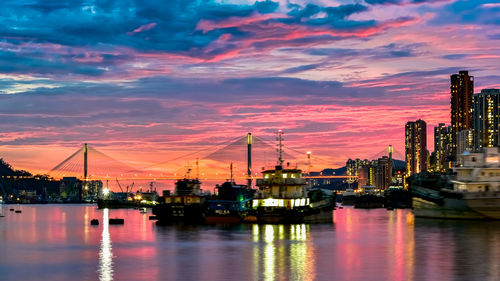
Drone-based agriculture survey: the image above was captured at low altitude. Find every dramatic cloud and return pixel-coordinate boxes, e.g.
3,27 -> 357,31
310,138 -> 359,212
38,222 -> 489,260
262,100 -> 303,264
0,0 -> 499,181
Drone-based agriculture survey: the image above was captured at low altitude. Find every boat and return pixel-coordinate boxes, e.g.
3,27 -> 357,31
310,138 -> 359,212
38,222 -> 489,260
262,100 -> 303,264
205,181 -> 256,224
251,131 -> 335,224
341,188 -> 357,205
354,186 -> 385,209
411,147 -> 500,219
97,181 -> 159,209
384,187 -> 412,209
0,197 -> 4,217
152,178 -> 207,224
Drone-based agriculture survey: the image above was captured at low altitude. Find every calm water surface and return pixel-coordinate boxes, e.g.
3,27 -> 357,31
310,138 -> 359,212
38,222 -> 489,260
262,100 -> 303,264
1,205 -> 499,281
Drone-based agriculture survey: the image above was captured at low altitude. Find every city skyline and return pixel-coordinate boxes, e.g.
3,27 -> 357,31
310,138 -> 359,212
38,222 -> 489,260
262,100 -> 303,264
1,0 -> 500,174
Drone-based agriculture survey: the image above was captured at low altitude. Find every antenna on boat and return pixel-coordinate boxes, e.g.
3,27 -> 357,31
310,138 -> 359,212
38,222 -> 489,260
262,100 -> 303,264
230,162 -> 234,183
276,130 -> 284,166
307,151 -> 312,174
196,158 -> 199,180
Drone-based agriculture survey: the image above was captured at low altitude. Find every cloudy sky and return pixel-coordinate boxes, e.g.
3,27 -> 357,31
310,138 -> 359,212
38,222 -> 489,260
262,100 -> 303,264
0,0 -> 499,175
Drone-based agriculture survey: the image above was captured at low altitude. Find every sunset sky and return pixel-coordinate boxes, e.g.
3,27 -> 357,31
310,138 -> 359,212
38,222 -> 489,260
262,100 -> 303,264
0,0 -> 499,177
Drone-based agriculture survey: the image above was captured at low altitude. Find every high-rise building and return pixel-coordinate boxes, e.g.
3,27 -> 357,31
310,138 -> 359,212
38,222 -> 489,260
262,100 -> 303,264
434,123 -> 452,172
346,158 -> 369,184
472,89 -> 500,150
457,129 -> 473,155
450,70 -> 474,155
358,162 -> 375,188
405,119 -> 427,176
375,156 -> 392,190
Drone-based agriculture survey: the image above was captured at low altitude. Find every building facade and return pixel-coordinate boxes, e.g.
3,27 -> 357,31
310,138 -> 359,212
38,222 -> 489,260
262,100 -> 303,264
457,129 -> 473,155
375,156 -> 392,190
405,119 -> 427,176
433,123 -> 452,172
346,158 -> 370,184
450,70 -> 474,156
472,89 -> 500,150
358,161 -> 376,188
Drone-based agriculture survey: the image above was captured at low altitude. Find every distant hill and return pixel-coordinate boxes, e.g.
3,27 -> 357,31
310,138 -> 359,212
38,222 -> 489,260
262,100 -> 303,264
0,158 -> 32,176
392,159 -> 406,171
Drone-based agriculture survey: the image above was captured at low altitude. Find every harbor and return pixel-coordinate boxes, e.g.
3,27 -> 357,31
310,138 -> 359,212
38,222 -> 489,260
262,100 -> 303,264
1,0 -> 500,280
1,204 -> 500,281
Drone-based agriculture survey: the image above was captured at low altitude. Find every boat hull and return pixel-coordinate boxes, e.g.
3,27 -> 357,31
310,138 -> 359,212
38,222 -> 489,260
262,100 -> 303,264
464,193 -> 500,219
341,195 -> 357,206
412,197 -> 488,219
205,215 -> 243,224
152,203 -> 205,224
256,205 -> 333,224
354,194 -> 384,209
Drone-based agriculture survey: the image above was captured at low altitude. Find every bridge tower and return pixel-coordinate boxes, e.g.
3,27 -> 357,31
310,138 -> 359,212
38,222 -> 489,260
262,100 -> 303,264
247,133 -> 252,188
84,143 -> 88,181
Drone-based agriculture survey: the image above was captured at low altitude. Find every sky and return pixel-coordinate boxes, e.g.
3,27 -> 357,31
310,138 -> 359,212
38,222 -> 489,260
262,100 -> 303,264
0,0 -> 499,177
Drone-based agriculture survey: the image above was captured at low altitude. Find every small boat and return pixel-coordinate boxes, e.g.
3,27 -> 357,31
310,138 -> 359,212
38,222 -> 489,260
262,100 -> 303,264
205,181 -> 255,224
354,186 -> 385,209
109,218 -> 124,224
341,188 -> 357,205
152,177 -> 207,224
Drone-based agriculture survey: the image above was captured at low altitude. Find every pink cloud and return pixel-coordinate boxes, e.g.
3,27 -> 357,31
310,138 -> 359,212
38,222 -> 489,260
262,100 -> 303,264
127,22 -> 157,36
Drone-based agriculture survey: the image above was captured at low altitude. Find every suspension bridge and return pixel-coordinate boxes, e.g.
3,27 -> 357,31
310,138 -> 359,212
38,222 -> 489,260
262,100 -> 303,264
46,133 -> 358,184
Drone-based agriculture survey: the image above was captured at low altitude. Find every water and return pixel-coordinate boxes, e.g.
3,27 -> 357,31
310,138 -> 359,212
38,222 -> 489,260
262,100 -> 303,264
1,205 -> 499,281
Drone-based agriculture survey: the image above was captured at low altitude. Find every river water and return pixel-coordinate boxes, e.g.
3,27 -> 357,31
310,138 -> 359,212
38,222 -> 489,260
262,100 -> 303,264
0,205 -> 499,281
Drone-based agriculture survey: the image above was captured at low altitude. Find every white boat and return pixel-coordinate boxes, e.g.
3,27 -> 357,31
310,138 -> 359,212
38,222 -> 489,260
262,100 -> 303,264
413,147 -> 500,219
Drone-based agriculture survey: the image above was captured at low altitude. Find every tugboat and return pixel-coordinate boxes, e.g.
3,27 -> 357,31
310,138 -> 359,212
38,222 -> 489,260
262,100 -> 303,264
252,131 -> 335,224
205,180 -> 255,224
152,172 -> 206,224
411,147 -> 500,219
341,188 -> 357,206
353,186 -> 385,209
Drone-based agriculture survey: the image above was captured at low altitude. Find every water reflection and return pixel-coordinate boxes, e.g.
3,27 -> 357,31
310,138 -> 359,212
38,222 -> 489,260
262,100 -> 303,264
99,208 -> 113,281
3,206 -> 500,281
252,224 -> 315,281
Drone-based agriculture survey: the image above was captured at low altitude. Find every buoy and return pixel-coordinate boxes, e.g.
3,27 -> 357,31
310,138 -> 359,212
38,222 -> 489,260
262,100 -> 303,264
109,218 -> 124,225
90,219 -> 99,225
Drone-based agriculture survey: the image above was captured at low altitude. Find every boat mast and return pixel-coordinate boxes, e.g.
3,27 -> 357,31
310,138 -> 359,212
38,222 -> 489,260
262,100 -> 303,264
276,130 -> 284,166
230,162 -> 234,183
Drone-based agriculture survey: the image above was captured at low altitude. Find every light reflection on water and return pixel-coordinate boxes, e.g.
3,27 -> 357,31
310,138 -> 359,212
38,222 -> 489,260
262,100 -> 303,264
99,208 -> 113,281
251,224 -> 314,281
1,206 -> 500,281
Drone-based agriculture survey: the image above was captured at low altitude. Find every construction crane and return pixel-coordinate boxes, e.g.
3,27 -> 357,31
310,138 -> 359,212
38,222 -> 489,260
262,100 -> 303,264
115,179 -> 124,193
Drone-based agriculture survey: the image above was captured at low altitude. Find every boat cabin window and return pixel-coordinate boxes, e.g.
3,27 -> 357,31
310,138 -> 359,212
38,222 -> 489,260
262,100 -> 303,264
472,157 -> 476,162
282,173 -> 287,178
